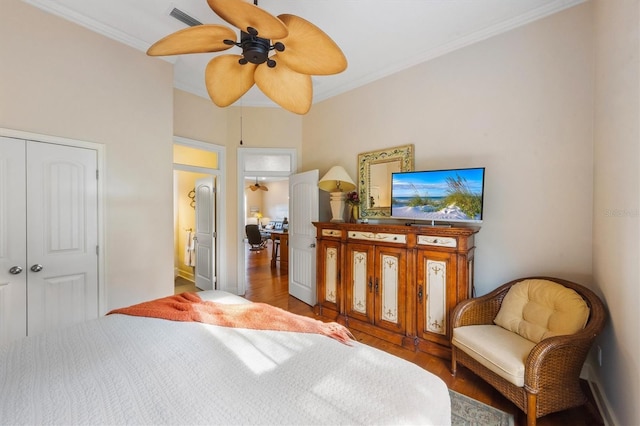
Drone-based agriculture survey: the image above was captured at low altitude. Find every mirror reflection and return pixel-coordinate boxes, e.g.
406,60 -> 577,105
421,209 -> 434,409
358,145 -> 414,219
367,161 -> 401,209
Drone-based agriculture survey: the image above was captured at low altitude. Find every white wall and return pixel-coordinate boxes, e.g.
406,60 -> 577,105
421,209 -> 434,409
243,179 -> 289,226
245,184 -> 265,220
0,0 -> 175,310
263,180 -> 290,221
592,2 -> 640,425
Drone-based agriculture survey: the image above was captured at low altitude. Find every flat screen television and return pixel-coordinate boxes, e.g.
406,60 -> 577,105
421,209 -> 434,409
391,167 -> 485,224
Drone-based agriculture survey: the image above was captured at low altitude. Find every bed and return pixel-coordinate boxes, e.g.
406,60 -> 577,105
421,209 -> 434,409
0,290 -> 450,425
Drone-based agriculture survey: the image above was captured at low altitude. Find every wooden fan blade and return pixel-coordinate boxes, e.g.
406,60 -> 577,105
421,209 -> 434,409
207,0 -> 288,40
254,62 -> 312,115
248,185 -> 258,191
205,55 -> 257,107
147,25 -> 236,56
260,185 -> 268,191
274,14 -> 347,75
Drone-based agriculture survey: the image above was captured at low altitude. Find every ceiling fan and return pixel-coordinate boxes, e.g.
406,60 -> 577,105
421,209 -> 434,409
247,178 -> 268,191
147,0 -> 347,115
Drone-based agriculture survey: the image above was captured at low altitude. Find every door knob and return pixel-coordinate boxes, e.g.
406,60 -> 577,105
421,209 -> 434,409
30,264 -> 43,272
309,243 -> 316,248
9,266 -> 23,275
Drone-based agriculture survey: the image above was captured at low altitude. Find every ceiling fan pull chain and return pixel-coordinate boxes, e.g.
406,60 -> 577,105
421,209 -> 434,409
240,109 -> 243,145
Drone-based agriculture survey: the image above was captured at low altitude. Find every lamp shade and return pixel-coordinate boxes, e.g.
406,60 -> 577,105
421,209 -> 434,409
318,166 -> 356,192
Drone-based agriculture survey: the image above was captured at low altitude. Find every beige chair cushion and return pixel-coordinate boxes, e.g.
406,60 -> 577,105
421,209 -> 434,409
452,325 -> 535,387
493,279 -> 590,343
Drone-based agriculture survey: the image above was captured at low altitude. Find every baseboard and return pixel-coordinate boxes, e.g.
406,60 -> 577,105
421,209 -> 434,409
581,361 -> 619,426
177,270 -> 195,282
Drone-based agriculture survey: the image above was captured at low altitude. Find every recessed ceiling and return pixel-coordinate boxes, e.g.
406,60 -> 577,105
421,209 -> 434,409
24,0 -> 585,109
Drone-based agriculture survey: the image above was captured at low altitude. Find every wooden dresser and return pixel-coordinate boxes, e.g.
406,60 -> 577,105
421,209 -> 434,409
313,222 -> 479,359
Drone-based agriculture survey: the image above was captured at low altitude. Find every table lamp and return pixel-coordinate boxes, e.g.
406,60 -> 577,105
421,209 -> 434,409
318,166 -> 356,222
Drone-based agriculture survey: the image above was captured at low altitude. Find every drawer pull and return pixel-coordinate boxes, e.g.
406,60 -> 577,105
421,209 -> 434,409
417,235 -> 457,248
349,231 -> 407,244
322,229 -> 342,237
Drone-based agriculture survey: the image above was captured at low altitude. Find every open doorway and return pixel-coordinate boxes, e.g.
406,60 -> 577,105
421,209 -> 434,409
173,138 -> 226,294
237,148 -> 296,296
174,171 -> 215,292
243,176 -> 289,282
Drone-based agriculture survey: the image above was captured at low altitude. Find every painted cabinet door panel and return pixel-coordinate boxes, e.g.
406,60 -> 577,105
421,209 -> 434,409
345,243 -> 374,324
416,250 -> 455,346
317,238 -> 341,318
373,246 -> 407,334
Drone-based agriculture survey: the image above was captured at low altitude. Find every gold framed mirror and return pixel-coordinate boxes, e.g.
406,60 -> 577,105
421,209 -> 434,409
358,144 -> 414,219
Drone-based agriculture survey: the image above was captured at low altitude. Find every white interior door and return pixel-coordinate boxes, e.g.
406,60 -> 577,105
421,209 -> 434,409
26,141 -> 99,336
0,137 -> 27,345
195,176 -> 215,291
288,170 -> 319,305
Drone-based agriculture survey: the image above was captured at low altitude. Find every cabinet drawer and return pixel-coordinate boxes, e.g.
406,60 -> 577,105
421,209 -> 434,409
321,229 -> 342,238
348,231 -> 406,244
417,235 -> 457,248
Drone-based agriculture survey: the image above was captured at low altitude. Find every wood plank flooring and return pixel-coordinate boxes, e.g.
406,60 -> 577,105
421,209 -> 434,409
182,243 -> 604,426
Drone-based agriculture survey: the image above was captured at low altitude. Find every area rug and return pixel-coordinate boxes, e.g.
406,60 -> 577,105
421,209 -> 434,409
450,390 -> 515,426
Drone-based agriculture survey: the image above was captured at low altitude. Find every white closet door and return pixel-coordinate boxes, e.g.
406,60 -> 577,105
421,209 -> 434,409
26,141 -> 99,336
0,137 -> 27,345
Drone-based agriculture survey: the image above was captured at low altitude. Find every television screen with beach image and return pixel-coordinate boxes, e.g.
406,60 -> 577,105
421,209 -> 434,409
391,167 -> 485,224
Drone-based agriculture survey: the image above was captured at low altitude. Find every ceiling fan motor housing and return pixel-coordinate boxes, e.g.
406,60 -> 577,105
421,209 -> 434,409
240,31 -> 271,64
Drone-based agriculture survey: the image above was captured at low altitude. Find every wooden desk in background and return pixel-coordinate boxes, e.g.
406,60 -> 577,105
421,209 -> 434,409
270,230 -> 288,270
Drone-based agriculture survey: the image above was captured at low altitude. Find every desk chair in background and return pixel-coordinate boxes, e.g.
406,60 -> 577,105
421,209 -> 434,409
245,224 -> 266,251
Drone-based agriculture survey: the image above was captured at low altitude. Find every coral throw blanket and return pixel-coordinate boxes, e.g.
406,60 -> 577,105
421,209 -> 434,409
108,292 -> 354,345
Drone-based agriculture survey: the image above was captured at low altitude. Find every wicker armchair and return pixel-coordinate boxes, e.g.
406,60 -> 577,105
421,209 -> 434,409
450,277 -> 606,426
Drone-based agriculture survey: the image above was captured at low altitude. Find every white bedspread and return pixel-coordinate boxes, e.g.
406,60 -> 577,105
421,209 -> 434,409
0,291 -> 450,425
